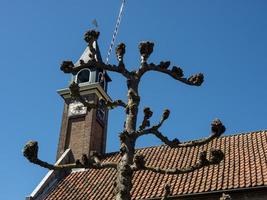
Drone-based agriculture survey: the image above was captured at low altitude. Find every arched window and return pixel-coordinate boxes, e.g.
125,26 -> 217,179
98,72 -> 106,90
76,69 -> 90,84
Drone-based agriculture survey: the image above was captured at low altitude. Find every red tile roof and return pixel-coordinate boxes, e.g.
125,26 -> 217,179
44,131 -> 267,200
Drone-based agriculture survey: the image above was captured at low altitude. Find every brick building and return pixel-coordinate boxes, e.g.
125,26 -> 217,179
25,34 -> 267,200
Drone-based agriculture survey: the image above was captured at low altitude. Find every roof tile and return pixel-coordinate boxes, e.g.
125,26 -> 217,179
44,131 -> 267,200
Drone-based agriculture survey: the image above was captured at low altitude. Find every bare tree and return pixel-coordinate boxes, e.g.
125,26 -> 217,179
23,30 -> 225,200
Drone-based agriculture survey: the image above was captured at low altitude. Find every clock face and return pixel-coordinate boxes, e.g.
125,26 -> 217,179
68,101 -> 87,117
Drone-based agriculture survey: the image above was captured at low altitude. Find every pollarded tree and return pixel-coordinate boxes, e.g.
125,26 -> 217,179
23,30 -> 225,200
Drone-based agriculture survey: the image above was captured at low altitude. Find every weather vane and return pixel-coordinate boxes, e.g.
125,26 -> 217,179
92,19 -> 98,30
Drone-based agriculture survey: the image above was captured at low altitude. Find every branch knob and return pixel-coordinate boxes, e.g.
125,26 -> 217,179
168,138 -> 180,148
199,151 -> 208,165
211,119 -> 226,136
162,109 -> 170,120
69,81 -> 80,98
60,61 -> 74,73
161,184 -> 171,200
210,149 -> 224,164
133,154 -> 145,169
159,61 -> 171,69
84,30 -> 100,44
164,184 -> 171,196
188,73 -> 204,86
81,154 -> 89,166
171,66 -> 184,78
23,141 -> 38,162
144,107 -> 153,118
139,107 -> 153,130
139,41 -> 154,63
115,43 -> 126,61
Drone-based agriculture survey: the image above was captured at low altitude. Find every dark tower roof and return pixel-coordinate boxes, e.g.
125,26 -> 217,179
74,40 -> 103,66
73,39 -> 111,83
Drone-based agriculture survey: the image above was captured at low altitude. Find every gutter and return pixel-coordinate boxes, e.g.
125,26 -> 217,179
139,185 -> 267,200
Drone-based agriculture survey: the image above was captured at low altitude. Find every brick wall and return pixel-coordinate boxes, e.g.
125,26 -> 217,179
90,119 -> 104,154
67,117 -> 86,160
56,93 -> 107,162
56,103 -> 69,160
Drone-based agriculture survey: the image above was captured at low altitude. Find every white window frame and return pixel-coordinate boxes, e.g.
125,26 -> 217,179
76,69 -> 91,84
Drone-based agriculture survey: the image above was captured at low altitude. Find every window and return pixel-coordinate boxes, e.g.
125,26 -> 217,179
98,72 -> 106,90
77,69 -> 90,84
97,99 -> 105,122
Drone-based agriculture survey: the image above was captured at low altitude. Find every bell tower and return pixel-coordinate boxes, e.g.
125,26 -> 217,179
56,30 -> 111,161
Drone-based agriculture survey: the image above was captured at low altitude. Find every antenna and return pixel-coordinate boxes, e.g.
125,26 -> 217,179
106,0 -> 126,64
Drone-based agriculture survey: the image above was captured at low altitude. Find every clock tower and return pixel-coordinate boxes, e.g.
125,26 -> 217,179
56,30 -> 111,161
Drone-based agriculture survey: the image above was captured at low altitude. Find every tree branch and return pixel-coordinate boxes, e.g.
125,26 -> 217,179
61,60 -> 131,79
132,149 -> 224,175
134,40 -> 203,86
69,82 -> 127,110
161,184 -> 171,200
152,109 -> 170,130
105,99 -> 127,109
136,62 -> 204,86
138,108 -> 170,133
137,119 -> 225,148
22,141 -> 117,170
60,30 -> 131,79
139,107 -> 153,130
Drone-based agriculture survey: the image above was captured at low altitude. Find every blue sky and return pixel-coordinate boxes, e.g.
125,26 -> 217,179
0,0 -> 267,199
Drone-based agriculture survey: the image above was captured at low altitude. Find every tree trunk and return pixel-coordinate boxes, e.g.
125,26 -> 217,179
115,80 -> 139,200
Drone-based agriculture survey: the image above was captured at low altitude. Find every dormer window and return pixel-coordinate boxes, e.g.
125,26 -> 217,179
77,69 -> 90,84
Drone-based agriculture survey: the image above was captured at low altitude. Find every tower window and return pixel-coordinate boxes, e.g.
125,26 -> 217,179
77,69 -> 90,84
98,72 -> 106,90
97,99 -> 105,122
